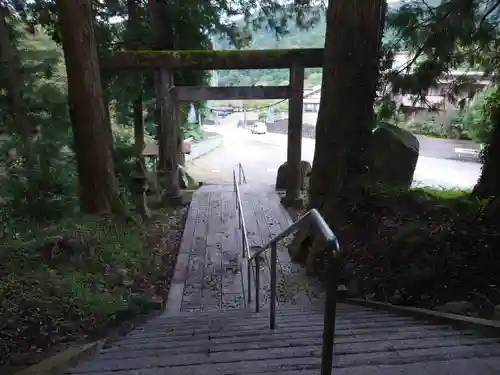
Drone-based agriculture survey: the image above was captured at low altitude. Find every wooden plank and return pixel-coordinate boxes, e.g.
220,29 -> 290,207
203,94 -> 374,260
206,191 -> 224,245
241,189 -> 273,311
221,191 -> 245,307
251,189 -> 312,308
220,190 -> 234,231
241,192 -> 263,250
202,191 -> 224,311
173,86 -> 290,101
165,194 -> 201,315
100,48 -> 324,71
181,191 -> 211,312
202,244 -> 223,311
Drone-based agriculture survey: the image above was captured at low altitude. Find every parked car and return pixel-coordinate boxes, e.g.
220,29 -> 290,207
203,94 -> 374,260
250,122 -> 267,134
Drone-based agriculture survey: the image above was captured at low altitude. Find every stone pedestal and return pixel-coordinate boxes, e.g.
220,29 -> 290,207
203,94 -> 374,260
276,160 -> 312,191
131,174 -> 151,219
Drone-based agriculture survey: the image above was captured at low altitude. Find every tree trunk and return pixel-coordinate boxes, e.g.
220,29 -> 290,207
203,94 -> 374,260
148,0 -> 181,202
133,95 -> 144,155
156,68 -> 181,201
309,0 -> 385,211
473,114 -> 500,199
290,0 -> 385,276
0,7 -> 34,148
100,73 -> 115,151
55,0 -> 122,214
127,0 -> 145,157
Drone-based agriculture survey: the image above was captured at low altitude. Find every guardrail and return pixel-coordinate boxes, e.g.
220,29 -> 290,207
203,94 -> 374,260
232,162 -> 341,375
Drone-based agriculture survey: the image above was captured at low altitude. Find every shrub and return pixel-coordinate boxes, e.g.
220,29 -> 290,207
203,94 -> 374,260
0,129 -> 78,224
460,85 -> 499,144
403,118 -> 446,137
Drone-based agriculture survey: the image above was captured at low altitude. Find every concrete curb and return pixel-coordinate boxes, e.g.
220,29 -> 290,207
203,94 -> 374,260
347,298 -> 500,336
13,341 -> 104,375
185,134 -> 223,162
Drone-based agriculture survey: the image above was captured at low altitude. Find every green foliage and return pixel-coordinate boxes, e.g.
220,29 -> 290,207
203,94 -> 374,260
0,131 -> 78,224
0,215 -> 157,363
459,85 -> 498,143
400,117 -> 465,139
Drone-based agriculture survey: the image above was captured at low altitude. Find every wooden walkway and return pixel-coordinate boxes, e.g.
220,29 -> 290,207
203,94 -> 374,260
165,184 -> 323,315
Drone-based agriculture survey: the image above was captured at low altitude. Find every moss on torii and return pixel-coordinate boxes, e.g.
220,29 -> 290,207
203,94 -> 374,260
99,48 -> 325,71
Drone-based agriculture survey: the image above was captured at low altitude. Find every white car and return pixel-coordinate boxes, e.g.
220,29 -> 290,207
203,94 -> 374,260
250,122 -> 267,134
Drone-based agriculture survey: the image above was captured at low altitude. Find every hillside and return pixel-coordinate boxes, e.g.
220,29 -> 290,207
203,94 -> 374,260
213,15 -> 327,88
212,1 -> 416,88
212,0 -> 441,88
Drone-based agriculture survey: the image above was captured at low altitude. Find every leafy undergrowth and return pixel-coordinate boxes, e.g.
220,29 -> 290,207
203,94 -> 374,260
334,186 -> 500,317
0,206 -> 187,367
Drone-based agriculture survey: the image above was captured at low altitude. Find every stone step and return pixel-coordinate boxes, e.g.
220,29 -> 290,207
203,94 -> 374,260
139,309 -> 422,329
153,304 -> 369,321
108,324 -> 470,349
98,335 -> 498,360
70,341 -> 500,374
119,318 -> 435,343
131,310 -> 437,334
66,303 -> 500,375
241,357 -> 500,375
102,328 -> 480,353
128,316 -> 424,339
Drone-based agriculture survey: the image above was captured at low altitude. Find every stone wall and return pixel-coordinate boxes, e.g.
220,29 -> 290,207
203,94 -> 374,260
266,119 -> 316,139
238,119 -> 316,139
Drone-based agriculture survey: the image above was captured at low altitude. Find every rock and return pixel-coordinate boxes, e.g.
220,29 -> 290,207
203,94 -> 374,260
275,160 -> 312,190
494,305 -> 500,320
434,301 -> 475,314
178,164 -> 189,189
131,173 -> 151,218
179,164 -> 197,189
370,122 -> 419,190
347,279 -> 360,297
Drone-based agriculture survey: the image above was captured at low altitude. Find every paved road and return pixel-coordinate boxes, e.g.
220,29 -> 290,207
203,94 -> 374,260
218,113 -> 483,161
415,134 -> 481,161
188,115 -> 481,189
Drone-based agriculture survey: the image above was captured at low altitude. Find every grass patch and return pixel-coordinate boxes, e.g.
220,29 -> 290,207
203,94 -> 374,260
411,186 -> 472,200
0,209 -> 186,366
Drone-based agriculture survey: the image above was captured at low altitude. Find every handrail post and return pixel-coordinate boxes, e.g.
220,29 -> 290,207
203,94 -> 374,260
239,206 -> 242,229
320,251 -> 339,375
255,257 -> 260,312
241,221 -> 245,256
270,241 -> 277,329
247,259 -> 252,303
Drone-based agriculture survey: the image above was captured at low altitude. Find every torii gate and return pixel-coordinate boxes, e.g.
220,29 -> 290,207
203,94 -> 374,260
100,48 -> 324,207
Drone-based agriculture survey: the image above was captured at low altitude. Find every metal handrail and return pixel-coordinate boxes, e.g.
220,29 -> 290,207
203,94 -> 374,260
248,209 -> 340,375
233,163 -> 340,375
233,163 -> 253,303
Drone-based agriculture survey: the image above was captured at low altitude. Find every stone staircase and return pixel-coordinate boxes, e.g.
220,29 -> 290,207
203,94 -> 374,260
65,184 -> 500,374
67,305 -> 500,375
